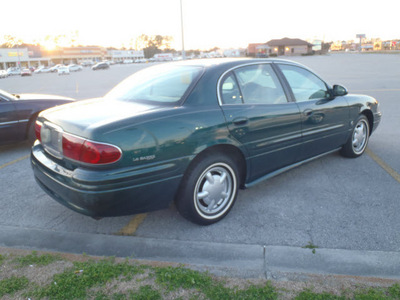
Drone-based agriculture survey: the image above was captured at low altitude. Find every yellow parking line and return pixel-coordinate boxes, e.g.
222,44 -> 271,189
0,154 -> 30,170
117,213 -> 148,236
366,149 -> 400,184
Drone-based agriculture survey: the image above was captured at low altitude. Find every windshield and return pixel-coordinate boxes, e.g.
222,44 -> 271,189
105,64 -> 203,104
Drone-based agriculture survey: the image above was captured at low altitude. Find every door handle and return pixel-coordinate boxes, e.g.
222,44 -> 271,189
232,117 -> 248,125
303,109 -> 313,116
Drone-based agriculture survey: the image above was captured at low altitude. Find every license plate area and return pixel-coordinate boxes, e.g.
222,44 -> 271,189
41,122 -> 64,159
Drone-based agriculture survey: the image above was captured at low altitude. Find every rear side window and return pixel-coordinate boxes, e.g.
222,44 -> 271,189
219,64 -> 287,105
220,73 -> 243,104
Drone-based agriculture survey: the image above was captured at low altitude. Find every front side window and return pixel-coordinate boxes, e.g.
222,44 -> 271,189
106,64 -> 203,104
279,64 -> 330,102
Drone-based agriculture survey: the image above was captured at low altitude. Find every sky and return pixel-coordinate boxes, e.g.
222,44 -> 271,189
2,0 -> 399,50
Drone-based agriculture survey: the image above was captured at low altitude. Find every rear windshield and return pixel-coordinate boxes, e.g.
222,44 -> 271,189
105,64 -> 203,105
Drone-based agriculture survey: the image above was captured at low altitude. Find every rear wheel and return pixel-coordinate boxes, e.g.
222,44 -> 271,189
340,115 -> 370,158
176,153 -> 239,225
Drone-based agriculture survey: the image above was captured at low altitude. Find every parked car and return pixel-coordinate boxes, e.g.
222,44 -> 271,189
0,70 -> 7,78
6,67 -> 21,76
81,61 -> 94,67
31,59 -> 381,225
49,64 -> 65,73
0,89 -> 74,145
21,69 -> 32,76
68,64 -> 83,72
34,66 -> 52,74
91,62 -> 109,70
57,66 -> 70,75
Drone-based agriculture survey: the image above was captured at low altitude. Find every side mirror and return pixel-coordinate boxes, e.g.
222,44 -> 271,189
332,85 -> 348,97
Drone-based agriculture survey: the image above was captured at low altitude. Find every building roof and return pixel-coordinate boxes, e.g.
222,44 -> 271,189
266,38 -> 313,47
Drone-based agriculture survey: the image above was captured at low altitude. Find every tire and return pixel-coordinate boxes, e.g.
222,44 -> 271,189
176,153 -> 240,225
340,115 -> 370,158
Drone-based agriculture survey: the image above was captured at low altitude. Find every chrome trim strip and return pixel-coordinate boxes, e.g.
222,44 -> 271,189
302,124 -> 344,136
0,120 -> 18,125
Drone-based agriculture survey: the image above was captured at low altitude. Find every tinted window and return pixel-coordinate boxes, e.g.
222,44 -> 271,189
106,65 -> 203,104
234,64 -> 287,104
279,64 -> 330,102
220,73 -> 243,104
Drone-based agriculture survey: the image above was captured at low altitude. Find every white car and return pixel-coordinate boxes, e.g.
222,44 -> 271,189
68,64 -> 83,72
34,66 -> 51,73
6,67 -> 21,76
50,64 -> 65,73
57,66 -> 70,75
0,70 -> 7,78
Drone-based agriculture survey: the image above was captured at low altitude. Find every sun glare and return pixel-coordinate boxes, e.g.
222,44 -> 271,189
42,41 -> 57,51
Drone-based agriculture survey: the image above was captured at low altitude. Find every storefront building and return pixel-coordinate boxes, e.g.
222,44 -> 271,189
107,50 -> 145,62
0,48 -> 50,69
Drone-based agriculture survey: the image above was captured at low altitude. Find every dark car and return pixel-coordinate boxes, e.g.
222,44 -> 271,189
91,62 -> 109,70
31,59 -> 381,225
0,89 -> 74,145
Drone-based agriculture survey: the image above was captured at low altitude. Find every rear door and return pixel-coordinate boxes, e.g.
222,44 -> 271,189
219,63 -> 302,182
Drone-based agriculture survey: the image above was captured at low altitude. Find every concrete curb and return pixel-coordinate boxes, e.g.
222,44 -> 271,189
1,225 -> 399,279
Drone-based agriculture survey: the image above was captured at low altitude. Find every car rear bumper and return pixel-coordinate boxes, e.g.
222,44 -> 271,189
31,143 -> 183,218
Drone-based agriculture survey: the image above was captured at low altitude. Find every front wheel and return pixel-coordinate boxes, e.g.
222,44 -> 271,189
340,115 -> 370,158
176,154 -> 240,225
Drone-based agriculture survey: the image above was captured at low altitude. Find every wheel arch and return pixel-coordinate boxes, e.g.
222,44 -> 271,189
26,112 -> 40,140
361,109 -> 373,135
184,144 -> 247,189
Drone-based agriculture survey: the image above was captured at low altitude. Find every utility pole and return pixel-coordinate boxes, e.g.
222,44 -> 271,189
180,0 -> 186,60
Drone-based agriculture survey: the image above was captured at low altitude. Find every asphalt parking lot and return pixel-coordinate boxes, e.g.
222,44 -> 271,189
0,54 -> 399,278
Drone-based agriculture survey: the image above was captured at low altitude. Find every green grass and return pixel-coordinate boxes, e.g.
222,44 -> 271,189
13,250 -> 61,267
303,241 -> 319,254
32,258 -> 142,300
1,251 -> 400,299
0,276 -> 29,297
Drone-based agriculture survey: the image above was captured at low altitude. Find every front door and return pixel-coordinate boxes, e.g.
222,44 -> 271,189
277,64 -> 349,160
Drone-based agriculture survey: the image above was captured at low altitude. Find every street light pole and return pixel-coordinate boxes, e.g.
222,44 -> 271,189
180,0 -> 186,60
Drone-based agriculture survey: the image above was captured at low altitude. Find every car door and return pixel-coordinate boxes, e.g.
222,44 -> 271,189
276,63 -> 349,160
219,63 -> 302,182
0,96 -> 21,143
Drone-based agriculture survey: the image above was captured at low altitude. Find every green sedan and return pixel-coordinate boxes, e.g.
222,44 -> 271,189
31,58 -> 381,225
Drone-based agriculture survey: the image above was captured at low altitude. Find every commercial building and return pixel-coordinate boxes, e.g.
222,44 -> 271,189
0,48 -> 50,69
107,50 -> 144,63
266,38 -> 313,56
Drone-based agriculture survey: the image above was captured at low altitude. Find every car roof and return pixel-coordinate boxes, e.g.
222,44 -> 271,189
169,57 -> 307,70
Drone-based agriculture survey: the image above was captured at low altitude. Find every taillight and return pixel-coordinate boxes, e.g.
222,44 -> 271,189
62,133 -> 121,164
35,121 -> 42,142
